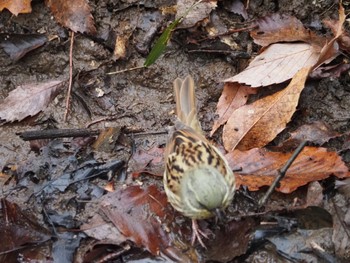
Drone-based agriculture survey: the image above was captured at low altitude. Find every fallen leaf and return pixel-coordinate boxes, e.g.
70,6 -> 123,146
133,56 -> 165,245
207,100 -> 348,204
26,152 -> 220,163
224,43 -> 317,87
82,185 -> 197,261
176,0 -> 217,28
144,16 -> 182,67
99,185 -> 169,255
223,0 -> 248,20
0,199 -> 51,255
309,63 -> 350,79
223,67 -> 310,151
0,80 -> 65,123
267,228 -> 333,262
275,121 -> 341,151
45,0 -> 96,35
211,82 -> 256,136
0,0 -> 32,16
251,13 -> 325,48
225,147 -> 350,193
129,146 -> 164,177
0,33 -> 47,61
313,3 -> 345,69
205,218 -> 254,261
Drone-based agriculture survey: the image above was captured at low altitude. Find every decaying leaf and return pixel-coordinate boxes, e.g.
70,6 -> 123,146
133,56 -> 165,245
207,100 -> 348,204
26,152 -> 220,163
0,0 -> 32,16
176,0 -> 217,28
45,0 -> 96,35
223,67 -> 310,151
313,3 -> 345,69
0,199 -> 51,256
251,13 -> 325,48
99,185 -> 169,255
275,121 -> 341,151
226,147 -> 350,193
224,43 -> 318,87
129,146 -> 164,177
223,0 -> 248,20
211,82 -> 256,136
82,185 -> 197,261
0,80 -> 65,123
0,33 -> 47,61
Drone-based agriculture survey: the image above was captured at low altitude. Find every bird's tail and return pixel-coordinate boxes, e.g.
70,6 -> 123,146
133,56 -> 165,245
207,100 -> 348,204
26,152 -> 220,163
173,75 -> 202,133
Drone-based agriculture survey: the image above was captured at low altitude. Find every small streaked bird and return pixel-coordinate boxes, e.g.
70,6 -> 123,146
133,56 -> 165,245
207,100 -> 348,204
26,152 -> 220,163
163,75 -> 236,247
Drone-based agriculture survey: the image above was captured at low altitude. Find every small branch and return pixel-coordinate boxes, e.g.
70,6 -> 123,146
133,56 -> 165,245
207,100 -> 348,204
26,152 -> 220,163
17,128 -> 100,141
64,31 -> 75,121
259,141 -> 307,207
107,65 -> 144,75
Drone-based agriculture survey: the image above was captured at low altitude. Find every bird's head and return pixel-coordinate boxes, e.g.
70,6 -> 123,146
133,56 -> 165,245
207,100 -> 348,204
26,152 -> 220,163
180,166 -> 234,219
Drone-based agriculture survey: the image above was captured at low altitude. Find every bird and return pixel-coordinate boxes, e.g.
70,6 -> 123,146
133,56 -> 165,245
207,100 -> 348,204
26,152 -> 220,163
163,75 -> 236,247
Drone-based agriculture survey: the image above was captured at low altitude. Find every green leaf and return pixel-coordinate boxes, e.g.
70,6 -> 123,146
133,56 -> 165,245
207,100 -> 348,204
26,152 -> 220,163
144,0 -> 203,67
143,18 -> 181,67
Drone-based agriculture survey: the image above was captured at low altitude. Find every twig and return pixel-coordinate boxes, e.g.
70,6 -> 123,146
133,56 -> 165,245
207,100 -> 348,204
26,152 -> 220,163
64,31 -> 75,121
126,130 -> 168,136
198,25 -> 257,42
107,65 -> 144,75
17,128 -> 100,141
259,141 -> 307,207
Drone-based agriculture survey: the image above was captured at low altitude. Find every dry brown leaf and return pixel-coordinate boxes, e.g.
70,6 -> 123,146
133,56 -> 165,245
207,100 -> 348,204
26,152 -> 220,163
310,63 -> 350,79
129,146 -> 164,177
251,13 -> 326,48
224,43 -> 318,87
82,185 -> 197,261
99,186 -> 169,255
0,0 -> 32,16
313,3 -> 345,69
225,147 -> 350,193
0,80 -> 65,123
210,82 -> 256,136
45,0 -> 96,35
223,67 -> 310,151
274,121 -> 341,151
176,0 -> 217,28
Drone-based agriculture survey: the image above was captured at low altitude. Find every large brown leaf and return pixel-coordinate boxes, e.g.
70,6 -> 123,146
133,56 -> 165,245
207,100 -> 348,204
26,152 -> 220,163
210,82 -> 256,136
0,0 -> 32,16
226,147 -> 350,193
223,67 -> 310,151
45,0 -> 96,35
0,80 -> 65,123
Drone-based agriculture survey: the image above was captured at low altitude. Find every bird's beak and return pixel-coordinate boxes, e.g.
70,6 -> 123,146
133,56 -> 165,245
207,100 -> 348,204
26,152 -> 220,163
213,208 -> 225,222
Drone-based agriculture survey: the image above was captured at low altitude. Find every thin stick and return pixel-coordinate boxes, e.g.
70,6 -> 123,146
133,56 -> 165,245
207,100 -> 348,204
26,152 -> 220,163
17,128 -> 100,141
259,141 -> 307,207
64,31 -> 75,121
107,65 -> 144,75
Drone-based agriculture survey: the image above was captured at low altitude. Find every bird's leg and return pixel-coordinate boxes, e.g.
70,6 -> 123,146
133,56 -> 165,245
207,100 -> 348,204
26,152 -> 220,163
191,219 -> 209,248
